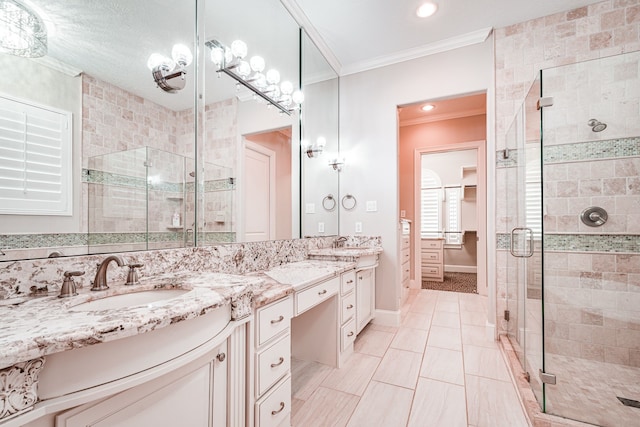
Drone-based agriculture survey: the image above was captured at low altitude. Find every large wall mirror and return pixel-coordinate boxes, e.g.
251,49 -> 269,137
0,0 -> 338,262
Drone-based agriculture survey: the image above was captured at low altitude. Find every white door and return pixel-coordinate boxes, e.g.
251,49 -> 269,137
243,141 -> 276,242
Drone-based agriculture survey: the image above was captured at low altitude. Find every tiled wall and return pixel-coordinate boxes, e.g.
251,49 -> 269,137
494,0 -> 640,367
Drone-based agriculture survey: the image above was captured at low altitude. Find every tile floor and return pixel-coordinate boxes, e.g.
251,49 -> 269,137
291,289 -> 530,427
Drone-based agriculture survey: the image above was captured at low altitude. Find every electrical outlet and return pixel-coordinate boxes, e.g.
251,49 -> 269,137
366,200 -> 377,212
318,222 -> 325,233
400,210 -> 406,217
355,222 -> 362,233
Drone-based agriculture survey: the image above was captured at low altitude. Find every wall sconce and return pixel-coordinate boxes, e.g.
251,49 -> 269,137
0,0 -> 47,58
329,157 -> 345,172
304,137 -> 327,158
147,44 -> 193,93
206,38 -> 303,115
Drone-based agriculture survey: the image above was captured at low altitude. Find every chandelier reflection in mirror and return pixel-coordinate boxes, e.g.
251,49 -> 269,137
0,0 -> 47,58
206,39 -> 303,115
147,44 -> 193,93
303,136 -> 327,158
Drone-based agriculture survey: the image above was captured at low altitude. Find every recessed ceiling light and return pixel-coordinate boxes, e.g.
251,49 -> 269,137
421,104 -> 435,112
416,2 -> 438,18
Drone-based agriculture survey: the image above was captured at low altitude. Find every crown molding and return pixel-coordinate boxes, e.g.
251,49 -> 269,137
280,0 -> 343,75
31,56 -> 82,77
399,108 -> 486,127
340,27 -> 493,76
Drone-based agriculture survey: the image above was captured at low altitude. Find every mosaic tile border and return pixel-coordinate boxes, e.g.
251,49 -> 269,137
544,137 -> 639,163
88,232 -> 185,245
1,233 -> 88,249
84,169 -> 183,193
496,233 -> 640,253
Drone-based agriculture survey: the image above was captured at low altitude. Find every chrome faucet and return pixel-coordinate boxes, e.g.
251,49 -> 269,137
91,255 -> 125,291
333,236 -> 348,248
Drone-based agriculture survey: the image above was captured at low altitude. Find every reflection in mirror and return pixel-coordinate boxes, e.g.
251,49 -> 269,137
0,0 -> 312,261
300,30 -> 340,238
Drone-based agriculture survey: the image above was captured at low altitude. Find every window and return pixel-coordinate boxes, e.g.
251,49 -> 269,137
420,169 -> 441,238
0,95 -> 72,215
444,187 -> 462,245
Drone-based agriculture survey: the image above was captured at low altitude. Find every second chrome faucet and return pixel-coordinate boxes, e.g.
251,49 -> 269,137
91,255 -> 125,291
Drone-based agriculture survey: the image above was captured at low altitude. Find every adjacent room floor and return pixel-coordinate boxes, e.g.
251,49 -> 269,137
291,289 -> 529,427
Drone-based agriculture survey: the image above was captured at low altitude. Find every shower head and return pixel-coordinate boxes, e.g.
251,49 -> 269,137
588,119 -> 607,132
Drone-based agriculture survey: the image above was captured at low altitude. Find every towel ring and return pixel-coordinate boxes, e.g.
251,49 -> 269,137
322,194 -> 337,211
341,194 -> 357,210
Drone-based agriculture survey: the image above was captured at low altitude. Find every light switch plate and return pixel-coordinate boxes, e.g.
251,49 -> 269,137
355,222 -> 362,233
305,203 -> 315,214
366,201 -> 377,212
318,222 -> 325,233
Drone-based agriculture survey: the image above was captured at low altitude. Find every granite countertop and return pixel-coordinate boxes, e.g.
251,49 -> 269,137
307,246 -> 383,258
0,259 -> 356,370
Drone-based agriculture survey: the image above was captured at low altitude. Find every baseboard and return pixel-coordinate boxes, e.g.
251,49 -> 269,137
444,265 -> 477,274
486,319 -> 496,341
372,309 -> 401,327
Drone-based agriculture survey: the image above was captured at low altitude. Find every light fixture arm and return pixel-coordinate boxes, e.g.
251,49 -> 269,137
218,68 -> 291,115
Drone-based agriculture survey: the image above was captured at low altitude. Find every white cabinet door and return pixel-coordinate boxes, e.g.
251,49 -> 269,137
356,268 -> 375,334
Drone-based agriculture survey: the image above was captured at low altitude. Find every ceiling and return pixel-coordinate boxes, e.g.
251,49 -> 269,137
398,93 -> 487,127
292,0 -> 603,75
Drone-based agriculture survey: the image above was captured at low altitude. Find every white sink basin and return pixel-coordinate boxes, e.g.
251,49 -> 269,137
70,289 -> 190,312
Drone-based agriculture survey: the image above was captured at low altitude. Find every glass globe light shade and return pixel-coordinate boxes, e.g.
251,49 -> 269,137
266,84 -> 280,99
316,136 -> 327,148
249,55 -> 265,72
210,47 -> 224,66
280,80 -> 293,95
292,90 -> 304,104
237,60 -> 251,78
280,94 -> 292,107
224,47 -> 234,64
266,69 -> 280,85
253,73 -> 267,89
230,40 -> 248,59
172,44 -> 193,66
147,53 -> 169,70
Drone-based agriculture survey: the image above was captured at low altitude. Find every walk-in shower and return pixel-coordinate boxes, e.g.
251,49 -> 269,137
500,50 -> 640,426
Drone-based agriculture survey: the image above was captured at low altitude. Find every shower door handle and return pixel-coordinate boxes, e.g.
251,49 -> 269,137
510,227 -> 534,258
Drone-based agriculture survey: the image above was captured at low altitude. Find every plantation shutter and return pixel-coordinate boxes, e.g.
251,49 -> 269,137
445,187 -> 461,244
0,95 -> 72,215
420,169 -> 440,238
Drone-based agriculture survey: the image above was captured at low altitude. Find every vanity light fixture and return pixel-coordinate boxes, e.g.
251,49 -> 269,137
416,2 -> 438,18
421,104 -> 435,111
206,38 -> 303,115
0,0 -> 47,58
304,136 -> 327,158
147,44 -> 193,93
329,157 -> 345,172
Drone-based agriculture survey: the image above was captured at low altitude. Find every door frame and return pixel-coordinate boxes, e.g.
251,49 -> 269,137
241,140 -> 276,241
413,140 -> 487,295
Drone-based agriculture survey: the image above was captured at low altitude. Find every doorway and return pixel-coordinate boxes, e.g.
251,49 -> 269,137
398,93 -> 487,296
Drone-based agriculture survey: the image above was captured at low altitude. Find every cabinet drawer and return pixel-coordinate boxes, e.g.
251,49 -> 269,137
422,264 -> 442,277
295,276 -> 339,315
341,292 -> 356,324
257,297 -> 293,347
421,239 -> 443,249
401,247 -> 410,263
421,250 -> 441,262
257,334 -> 291,397
341,318 -> 356,351
341,270 -> 356,295
256,375 -> 291,427
401,235 -> 410,249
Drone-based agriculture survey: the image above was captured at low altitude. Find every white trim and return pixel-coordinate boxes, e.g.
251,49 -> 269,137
372,309 -> 401,327
341,28 -> 493,76
485,319 -> 496,343
399,108 -> 486,127
486,34 -> 497,334
445,265 -> 477,274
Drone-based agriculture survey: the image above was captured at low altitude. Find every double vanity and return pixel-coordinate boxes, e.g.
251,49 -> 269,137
0,239 -> 381,427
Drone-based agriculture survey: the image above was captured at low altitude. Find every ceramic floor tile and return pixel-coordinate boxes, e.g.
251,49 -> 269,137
427,325 -> 462,351
401,311 -> 433,330
420,346 -> 465,385
372,348 -> 422,389
354,327 -> 395,357
463,345 -> 511,382
459,295 -> 488,313
346,381 -> 414,427
367,323 -> 399,334
465,374 -> 529,427
291,397 -> 305,420
432,310 -> 461,328
460,309 -> 487,326
390,327 -> 429,353
436,300 -> 460,313
407,378 -> 467,427
292,358 -> 335,400
292,386 -> 359,427
321,352 -> 381,396
436,291 -> 459,301
461,324 -> 496,348
409,297 -> 436,314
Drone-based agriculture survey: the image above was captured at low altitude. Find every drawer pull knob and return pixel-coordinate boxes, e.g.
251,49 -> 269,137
271,401 -> 285,415
359,276 -> 363,280
270,315 -> 284,324
270,357 -> 285,368
216,352 -> 226,362
347,331 -> 354,337
318,289 -> 327,296
346,279 -> 354,284
347,304 -> 354,309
